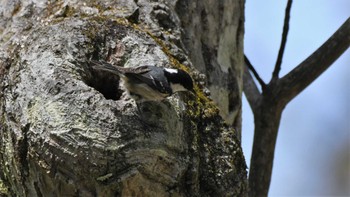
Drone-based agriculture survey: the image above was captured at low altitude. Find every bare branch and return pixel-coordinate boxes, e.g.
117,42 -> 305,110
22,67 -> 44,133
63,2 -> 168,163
244,55 -> 266,89
243,63 -> 261,111
277,17 -> 350,104
249,16 -> 349,197
272,0 -> 293,80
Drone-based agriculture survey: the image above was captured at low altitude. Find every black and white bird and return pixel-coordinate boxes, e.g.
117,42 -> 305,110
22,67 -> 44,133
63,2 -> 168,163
91,60 -> 194,102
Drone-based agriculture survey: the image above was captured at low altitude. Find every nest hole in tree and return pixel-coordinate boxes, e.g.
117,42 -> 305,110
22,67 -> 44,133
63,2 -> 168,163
87,68 -> 123,100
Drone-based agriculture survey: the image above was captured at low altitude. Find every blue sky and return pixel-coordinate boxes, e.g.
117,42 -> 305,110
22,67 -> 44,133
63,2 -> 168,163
243,0 -> 349,196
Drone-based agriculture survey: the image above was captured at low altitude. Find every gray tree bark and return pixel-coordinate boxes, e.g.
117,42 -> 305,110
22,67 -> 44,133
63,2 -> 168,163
0,0 -> 247,196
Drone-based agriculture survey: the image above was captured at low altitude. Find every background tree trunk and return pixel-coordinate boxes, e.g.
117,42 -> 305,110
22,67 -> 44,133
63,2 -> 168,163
0,0 -> 247,196
175,1 -> 245,135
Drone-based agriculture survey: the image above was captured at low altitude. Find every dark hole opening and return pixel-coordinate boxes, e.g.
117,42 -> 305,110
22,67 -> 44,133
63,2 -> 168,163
87,68 -> 123,100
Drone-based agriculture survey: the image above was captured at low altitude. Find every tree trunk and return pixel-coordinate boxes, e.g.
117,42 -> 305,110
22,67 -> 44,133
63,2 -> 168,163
175,1 -> 245,135
0,0 -> 247,196
248,95 -> 284,197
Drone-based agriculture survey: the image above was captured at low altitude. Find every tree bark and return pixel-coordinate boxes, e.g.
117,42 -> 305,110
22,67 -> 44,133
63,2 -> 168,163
176,0 -> 245,136
0,0 -> 247,196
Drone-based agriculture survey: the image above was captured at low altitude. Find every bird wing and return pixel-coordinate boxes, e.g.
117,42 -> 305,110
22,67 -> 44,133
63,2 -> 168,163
124,67 -> 172,94
91,60 -> 151,75
90,60 -> 171,94
90,60 -> 123,75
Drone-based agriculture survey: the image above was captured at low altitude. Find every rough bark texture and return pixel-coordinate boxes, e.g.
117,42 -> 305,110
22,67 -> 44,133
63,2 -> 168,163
0,0 -> 247,196
176,1 -> 245,135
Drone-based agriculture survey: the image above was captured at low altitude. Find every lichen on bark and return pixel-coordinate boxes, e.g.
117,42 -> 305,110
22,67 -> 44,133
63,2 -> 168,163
0,0 -> 247,196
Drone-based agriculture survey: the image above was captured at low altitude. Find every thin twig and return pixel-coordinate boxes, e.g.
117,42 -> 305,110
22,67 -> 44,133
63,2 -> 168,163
272,0 -> 293,80
244,55 -> 266,89
243,65 -> 261,112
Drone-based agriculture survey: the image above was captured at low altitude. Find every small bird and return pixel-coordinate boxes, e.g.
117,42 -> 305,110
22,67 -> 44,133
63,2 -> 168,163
91,60 -> 194,102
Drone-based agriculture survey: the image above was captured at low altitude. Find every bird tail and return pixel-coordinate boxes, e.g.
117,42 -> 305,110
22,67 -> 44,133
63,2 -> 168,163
90,60 -> 123,75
